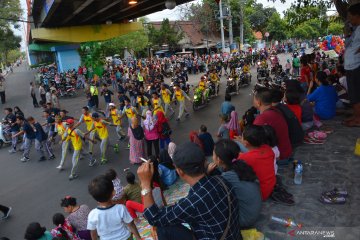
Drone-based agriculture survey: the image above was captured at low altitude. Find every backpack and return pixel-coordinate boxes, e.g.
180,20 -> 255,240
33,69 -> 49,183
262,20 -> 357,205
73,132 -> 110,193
275,104 -> 304,147
161,122 -> 172,137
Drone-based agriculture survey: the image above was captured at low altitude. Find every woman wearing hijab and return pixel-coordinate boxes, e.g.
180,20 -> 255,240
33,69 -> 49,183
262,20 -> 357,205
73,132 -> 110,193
158,149 -> 178,187
128,117 -> 145,164
143,110 -> 160,157
227,110 -> 240,140
156,111 -> 171,150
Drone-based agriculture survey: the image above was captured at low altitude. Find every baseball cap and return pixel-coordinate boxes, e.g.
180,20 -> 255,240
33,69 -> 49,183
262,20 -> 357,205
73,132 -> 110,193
172,142 -> 205,171
66,118 -> 74,125
109,103 -> 116,107
92,112 -> 99,118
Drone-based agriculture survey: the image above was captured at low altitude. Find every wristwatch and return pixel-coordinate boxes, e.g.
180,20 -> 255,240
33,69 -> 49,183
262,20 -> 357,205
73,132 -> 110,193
141,188 -> 151,196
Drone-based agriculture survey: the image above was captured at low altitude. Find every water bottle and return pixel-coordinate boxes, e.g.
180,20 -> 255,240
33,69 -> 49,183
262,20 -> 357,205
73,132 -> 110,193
271,216 -> 302,228
294,161 -> 303,185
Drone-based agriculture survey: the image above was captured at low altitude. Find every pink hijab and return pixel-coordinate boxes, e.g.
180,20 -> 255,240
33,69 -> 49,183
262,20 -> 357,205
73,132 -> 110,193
226,111 -> 239,131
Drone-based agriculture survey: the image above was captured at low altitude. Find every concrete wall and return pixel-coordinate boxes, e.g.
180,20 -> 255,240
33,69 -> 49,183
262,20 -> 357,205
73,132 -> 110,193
55,49 -> 81,72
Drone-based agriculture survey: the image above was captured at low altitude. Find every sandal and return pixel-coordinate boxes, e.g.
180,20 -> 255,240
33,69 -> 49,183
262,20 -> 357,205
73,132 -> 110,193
304,136 -> 325,144
322,188 -> 348,198
271,187 -> 295,206
319,195 -> 346,204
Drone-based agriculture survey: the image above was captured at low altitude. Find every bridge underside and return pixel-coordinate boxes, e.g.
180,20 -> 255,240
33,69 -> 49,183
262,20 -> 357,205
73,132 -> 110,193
32,0 -> 192,28
31,22 -> 143,43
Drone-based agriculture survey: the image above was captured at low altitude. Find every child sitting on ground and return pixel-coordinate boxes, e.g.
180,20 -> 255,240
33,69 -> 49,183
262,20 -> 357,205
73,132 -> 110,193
87,175 -> 141,240
104,168 -> 124,204
285,90 -> 302,124
237,125 -> 276,200
307,71 -> 338,120
51,213 -> 80,240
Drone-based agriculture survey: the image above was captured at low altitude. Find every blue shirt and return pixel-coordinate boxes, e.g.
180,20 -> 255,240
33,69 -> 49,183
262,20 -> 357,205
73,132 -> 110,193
158,164 -> 178,187
23,123 -> 36,140
34,122 -> 47,141
344,26 -> 360,70
220,101 -> 235,116
307,85 -> 338,120
198,132 -> 214,157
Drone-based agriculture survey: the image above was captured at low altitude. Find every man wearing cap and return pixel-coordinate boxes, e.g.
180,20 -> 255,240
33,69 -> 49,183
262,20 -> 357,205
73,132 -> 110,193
109,103 -> 126,141
63,118 -> 96,180
86,112 -> 111,165
137,142 -> 241,240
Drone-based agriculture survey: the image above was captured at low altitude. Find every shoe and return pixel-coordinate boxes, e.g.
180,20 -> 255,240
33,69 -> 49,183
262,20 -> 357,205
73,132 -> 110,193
100,159 -> 108,165
38,156 -> 46,162
176,118 -> 180,121
69,174 -> 79,181
49,155 -> 56,160
56,165 -> 64,171
185,113 -> 190,118
8,149 -> 17,154
125,143 -> 130,150
2,207 -> 12,220
20,157 -> 30,162
119,136 -> 126,141
89,158 -> 97,167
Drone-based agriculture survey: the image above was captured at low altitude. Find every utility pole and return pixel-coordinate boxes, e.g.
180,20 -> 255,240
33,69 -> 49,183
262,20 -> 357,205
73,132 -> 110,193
228,0 -> 233,45
239,5 -> 244,50
219,0 -> 226,53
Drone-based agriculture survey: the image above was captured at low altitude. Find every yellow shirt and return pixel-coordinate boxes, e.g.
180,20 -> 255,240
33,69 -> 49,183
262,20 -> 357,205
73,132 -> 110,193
137,96 -> 148,106
90,86 -> 98,96
152,98 -> 164,114
56,123 -> 67,141
210,73 -> 219,82
161,89 -> 171,104
94,120 -> 109,140
67,128 -> 82,151
175,90 -> 184,101
83,114 -> 94,131
198,81 -> 206,90
110,109 -> 121,126
243,65 -> 250,73
124,106 -> 136,119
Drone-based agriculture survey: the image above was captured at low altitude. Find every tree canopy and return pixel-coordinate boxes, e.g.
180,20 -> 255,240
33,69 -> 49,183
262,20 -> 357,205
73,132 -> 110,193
147,19 -> 183,51
266,12 -> 288,41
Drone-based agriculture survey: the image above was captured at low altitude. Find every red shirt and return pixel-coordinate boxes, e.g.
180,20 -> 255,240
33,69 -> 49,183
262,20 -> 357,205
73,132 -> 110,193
253,108 -> 292,160
287,104 -> 302,124
238,145 -> 276,200
300,66 -> 311,83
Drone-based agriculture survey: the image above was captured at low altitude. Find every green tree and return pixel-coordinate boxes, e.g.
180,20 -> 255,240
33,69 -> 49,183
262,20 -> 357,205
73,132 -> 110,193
0,0 -> 22,29
0,28 -> 21,63
148,19 -> 183,51
266,12 -> 288,40
328,21 -> 344,35
101,30 -> 149,57
247,2 -> 276,34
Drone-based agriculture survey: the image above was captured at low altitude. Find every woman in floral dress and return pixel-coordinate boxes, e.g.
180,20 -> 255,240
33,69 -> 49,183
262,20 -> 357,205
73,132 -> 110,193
128,117 -> 145,164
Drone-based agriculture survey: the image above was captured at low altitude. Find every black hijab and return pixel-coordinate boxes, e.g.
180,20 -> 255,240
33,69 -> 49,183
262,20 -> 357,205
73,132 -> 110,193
131,125 -> 144,140
159,149 -> 175,170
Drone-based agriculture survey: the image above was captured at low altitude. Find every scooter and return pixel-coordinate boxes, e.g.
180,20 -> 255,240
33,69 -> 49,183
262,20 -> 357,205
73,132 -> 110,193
226,77 -> 238,95
239,72 -> 251,88
0,122 -> 12,148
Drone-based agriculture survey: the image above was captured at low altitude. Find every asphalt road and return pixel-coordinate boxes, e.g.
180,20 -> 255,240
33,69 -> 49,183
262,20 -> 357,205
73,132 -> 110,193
0,53 -> 292,239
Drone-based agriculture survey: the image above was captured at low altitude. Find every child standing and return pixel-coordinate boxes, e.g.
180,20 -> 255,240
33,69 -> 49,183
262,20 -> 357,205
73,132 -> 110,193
87,175 -> 141,240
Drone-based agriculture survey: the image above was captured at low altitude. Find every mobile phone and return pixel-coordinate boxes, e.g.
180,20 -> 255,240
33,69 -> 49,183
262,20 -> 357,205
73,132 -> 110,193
140,157 -> 148,163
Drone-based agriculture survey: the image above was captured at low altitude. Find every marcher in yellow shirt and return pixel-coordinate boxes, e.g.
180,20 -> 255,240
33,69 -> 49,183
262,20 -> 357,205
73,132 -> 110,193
109,103 -> 126,141
160,84 -> 174,116
172,85 -> 191,121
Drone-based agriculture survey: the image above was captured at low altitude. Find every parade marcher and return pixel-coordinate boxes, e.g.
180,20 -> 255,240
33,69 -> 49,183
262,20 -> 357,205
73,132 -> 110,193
63,118 -> 96,181
100,84 -> 114,116
151,92 -> 164,115
160,84 -> 174,117
4,108 -> 19,154
121,98 -> 138,125
42,110 -> 56,160
75,107 -> 96,162
86,112 -> 111,165
172,85 -> 191,121
108,103 -> 126,141
53,116 -> 69,170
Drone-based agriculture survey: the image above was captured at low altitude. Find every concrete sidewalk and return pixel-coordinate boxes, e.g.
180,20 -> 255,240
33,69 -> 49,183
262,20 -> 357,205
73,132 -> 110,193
256,118 -> 360,239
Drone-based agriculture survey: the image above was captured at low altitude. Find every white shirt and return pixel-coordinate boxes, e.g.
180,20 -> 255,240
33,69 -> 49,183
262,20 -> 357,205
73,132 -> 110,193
344,26 -> 360,70
87,204 -> 133,240
339,76 -> 348,91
